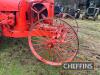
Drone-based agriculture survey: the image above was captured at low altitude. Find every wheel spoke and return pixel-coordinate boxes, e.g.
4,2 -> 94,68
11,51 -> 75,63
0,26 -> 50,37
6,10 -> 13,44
31,8 -> 38,14
54,47 -> 63,61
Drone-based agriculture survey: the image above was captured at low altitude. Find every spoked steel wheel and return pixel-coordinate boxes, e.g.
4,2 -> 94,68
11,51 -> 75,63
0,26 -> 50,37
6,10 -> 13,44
28,18 -> 79,66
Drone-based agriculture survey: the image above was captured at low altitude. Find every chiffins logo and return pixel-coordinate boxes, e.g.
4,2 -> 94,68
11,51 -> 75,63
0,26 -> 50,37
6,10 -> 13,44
63,62 -> 94,70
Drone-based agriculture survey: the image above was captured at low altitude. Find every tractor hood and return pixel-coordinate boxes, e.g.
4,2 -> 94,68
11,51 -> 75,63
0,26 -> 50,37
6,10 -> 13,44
0,0 -> 20,11
0,0 -> 54,11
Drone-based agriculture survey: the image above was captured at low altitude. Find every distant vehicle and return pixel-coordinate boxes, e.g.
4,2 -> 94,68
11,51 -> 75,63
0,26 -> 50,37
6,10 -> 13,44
82,1 -> 100,21
64,7 -> 81,19
54,6 -> 61,15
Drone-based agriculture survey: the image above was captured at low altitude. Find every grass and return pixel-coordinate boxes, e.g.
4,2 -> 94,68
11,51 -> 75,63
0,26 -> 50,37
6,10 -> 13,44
0,16 -> 100,75
0,37 -> 63,75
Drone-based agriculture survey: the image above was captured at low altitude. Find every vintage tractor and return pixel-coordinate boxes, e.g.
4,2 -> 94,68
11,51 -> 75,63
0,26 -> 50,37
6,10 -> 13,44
0,0 -> 79,66
82,1 -> 100,21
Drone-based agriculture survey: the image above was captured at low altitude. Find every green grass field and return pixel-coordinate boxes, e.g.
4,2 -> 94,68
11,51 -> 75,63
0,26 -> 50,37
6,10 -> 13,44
0,16 -> 100,75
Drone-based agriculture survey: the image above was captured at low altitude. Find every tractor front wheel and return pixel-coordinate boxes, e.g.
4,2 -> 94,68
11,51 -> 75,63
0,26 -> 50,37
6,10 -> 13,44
28,18 -> 79,66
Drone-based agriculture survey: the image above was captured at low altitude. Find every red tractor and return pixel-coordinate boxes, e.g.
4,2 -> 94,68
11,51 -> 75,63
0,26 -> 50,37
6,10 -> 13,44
0,0 -> 79,66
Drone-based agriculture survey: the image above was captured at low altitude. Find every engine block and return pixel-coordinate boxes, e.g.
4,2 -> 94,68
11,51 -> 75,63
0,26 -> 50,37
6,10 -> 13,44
0,12 -> 15,26
0,0 -> 54,37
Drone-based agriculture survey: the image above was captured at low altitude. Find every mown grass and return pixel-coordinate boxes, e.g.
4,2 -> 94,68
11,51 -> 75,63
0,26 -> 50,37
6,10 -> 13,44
0,16 -> 100,75
0,37 -> 63,75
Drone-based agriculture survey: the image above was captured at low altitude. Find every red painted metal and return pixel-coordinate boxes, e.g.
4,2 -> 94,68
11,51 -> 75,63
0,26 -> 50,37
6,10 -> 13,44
0,0 -> 79,66
0,12 -> 15,25
0,0 -> 54,37
0,0 -> 20,11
